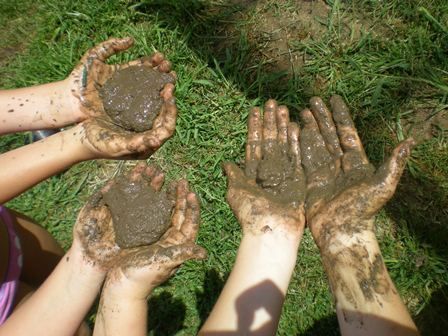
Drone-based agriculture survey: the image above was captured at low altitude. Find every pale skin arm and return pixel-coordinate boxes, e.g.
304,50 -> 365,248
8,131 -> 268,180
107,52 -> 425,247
0,241 -> 106,336
299,95 -> 419,335
0,124 -> 94,203
200,233 -> 299,335
92,164 -> 206,336
200,100 -> 306,335
0,79 -> 81,134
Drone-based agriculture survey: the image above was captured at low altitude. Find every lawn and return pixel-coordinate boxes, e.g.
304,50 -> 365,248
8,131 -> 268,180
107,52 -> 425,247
0,0 -> 447,335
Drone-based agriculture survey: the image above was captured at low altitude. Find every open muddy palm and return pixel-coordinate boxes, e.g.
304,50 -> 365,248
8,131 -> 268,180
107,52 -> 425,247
224,99 -> 305,237
300,95 -> 418,335
300,95 -> 415,248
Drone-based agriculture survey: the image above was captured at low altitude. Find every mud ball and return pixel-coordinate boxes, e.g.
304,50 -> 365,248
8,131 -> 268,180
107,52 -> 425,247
100,65 -> 174,132
103,177 -> 174,248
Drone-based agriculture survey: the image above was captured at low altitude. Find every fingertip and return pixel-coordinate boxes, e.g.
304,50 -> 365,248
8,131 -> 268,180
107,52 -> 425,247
158,60 -> 172,73
300,108 -> 316,125
186,191 -> 199,208
264,99 -> 278,111
161,83 -> 175,101
193,245 -> 208,260
150,52 -> 164,66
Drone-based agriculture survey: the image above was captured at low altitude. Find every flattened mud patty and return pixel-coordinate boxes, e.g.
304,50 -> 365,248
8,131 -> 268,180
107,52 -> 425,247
100,65 -> 174,132
103,177 -> 173,248
256,143 -> 304,204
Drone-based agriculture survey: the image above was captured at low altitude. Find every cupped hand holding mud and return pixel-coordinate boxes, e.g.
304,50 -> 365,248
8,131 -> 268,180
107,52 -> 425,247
102,163 -> 206,299
223,100 -> 306,239
93,163 -> 206,336
69,37 -> 177,159
300,95 -> 418,335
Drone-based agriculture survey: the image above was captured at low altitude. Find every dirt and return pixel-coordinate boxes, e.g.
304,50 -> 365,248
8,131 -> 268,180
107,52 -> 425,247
211,0 -> 388,94
99,65 -> 174,132
103,176 -> 174,248
255,142 -> 305,204
401,105 -> 448,144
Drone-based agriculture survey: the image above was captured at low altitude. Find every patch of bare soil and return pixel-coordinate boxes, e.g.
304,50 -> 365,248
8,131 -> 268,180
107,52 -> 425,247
220,0 -> 389,78
400,96 -> 448,143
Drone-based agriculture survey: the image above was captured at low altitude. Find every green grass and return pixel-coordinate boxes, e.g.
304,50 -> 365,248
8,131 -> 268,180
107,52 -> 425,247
1,0 -> 447,334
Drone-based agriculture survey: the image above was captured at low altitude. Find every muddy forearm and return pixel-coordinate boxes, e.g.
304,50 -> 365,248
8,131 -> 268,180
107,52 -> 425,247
0,79 -> 83,134
0,125 -> 94,203
318,229 -> 418,336
200,233 -> 299,335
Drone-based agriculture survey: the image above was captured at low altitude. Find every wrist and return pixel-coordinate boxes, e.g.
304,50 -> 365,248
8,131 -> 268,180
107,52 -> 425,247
238,233 -> 299,279
61,125 -> 97,162
65,242 -> 107,289
61,78 -> 87,123
102,276 -> 153,303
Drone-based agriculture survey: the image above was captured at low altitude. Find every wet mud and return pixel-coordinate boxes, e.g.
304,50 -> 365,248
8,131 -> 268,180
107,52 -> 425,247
254,142 -> 305,204
103,177 -> 174,248
100,65 -> 174,132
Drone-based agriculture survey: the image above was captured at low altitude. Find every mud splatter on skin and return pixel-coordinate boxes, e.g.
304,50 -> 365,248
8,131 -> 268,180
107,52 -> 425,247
300,96 -> 414,311
100,65 -> 174,132
321,239 -> 391,306
103,176 -> 174,248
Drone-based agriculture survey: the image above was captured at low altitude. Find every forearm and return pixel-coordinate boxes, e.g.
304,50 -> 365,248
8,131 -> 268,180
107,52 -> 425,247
200,232 -> 300,335
93,287 -> 148,336
319,229 -> 418,336
0,243 -> 106,336
0,125 -> 94,203
0,79 -> 83,134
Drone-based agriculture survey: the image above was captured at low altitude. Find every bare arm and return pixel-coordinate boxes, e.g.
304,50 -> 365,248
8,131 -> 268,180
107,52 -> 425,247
0,242 -> 105,336
0,80 -> 81,134
0,124 -> 93,203
200,233 -> 299,335
299,95 -> 419,335
200,100 -> 306,335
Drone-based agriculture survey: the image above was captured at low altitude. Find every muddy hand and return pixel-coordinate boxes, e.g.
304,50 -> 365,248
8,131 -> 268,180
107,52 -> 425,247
224,100 -> 305,238
73,186 -> 120,270
104,163 -> 206,299
300,95 -> 415,248
69,37 -> 177,159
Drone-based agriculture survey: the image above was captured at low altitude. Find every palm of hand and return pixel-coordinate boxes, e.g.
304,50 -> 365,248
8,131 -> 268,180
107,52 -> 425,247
224,100 -> 305,237
300,96 -> 414,248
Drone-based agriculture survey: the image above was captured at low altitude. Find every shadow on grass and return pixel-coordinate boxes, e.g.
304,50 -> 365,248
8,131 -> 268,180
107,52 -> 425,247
385,172 -> 448,335
196,268 -> 226,329
147,291 -> 186,335
414,284 -> 448,336
386,172 -> 448,259
301,314 -> 339,336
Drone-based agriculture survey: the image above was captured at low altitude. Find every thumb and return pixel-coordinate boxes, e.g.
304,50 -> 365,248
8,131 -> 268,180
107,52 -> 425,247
163,244 -> 208,269
222,162 -> 245,184
362,138 -> 415,217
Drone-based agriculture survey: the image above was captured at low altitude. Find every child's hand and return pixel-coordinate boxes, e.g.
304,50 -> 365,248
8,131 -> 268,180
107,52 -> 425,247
68,37 -> 177,159
300,95 -> 415,249
223,100 -> 305,240
103,163 -> 206,300
72,187 -> 120,271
